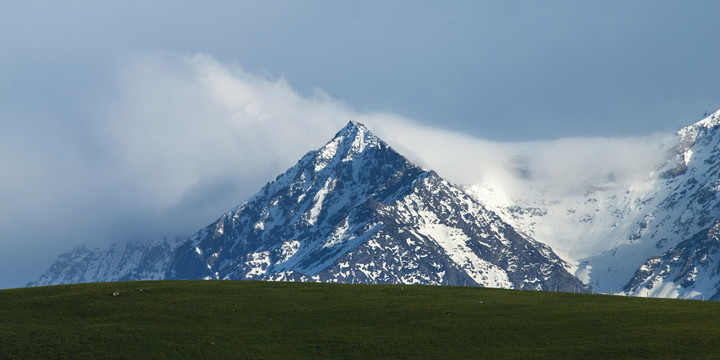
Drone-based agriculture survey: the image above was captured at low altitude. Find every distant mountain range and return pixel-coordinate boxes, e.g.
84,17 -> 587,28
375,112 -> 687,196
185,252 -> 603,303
31,111 -> 720,300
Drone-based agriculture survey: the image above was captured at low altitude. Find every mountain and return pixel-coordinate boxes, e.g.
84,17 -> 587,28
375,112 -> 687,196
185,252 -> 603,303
28,237 -> 184,287
167,121 -> 587,291
35,111 -> 720,299
471,110 -> 720,299
623,219 -> 720,300
32,121 -> 588,292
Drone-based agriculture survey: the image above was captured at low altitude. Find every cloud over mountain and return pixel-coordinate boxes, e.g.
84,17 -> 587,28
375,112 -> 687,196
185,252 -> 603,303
1,52 -> 677,288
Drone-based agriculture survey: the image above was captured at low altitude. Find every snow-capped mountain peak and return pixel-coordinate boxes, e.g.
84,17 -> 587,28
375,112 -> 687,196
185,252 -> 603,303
313,120 -> 379,173
31,119 -> 618,293
160,121 -> 587,291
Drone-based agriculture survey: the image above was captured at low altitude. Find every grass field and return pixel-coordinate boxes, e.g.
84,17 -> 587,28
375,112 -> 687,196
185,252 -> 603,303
1,280 -> 719,359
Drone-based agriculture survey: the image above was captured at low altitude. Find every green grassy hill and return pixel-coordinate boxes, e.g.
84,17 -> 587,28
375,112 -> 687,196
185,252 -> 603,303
1,281 -> 719,359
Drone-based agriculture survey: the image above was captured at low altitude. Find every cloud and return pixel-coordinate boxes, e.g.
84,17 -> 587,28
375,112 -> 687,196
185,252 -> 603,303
363,113 -> 674,200
0,51 -> 679,288
95,52 -> 350,215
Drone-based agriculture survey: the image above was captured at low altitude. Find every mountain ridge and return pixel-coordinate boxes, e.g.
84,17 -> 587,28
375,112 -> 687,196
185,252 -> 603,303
32,112 -> 720,300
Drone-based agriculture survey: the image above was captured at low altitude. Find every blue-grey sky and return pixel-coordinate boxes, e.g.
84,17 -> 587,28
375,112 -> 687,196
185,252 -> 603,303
2,1 -> 720,289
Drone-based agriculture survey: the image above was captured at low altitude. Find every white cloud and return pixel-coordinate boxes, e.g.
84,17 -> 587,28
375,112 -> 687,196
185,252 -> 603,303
96,53 -> 349,211
362,113 -> 674,200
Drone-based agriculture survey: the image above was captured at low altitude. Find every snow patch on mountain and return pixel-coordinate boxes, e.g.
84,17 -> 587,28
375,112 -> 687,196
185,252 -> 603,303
417,221 -> 511,288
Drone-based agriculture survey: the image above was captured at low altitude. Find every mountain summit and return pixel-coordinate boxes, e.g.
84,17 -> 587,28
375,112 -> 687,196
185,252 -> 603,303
167,121 -> 587,290
32,121 -> 588,291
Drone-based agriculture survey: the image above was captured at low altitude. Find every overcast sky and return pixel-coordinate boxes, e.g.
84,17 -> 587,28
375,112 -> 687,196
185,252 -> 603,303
2,1 -> 720,289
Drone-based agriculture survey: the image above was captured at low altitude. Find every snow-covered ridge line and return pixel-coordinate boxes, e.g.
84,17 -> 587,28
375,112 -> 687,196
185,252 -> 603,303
681,109 -> 720,136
